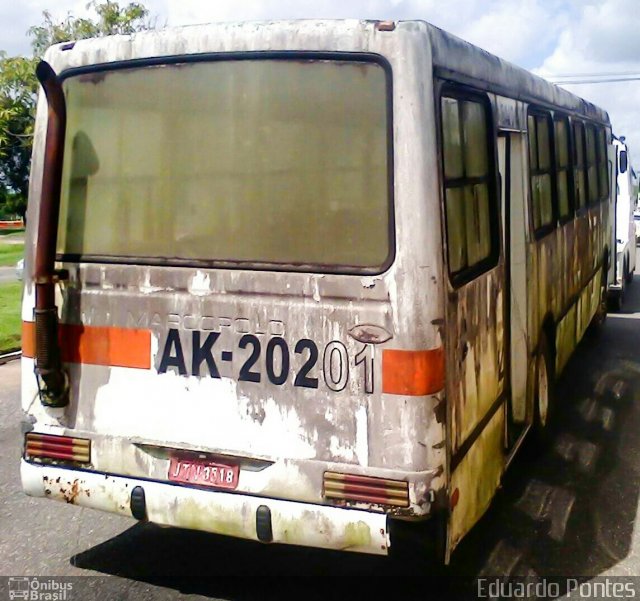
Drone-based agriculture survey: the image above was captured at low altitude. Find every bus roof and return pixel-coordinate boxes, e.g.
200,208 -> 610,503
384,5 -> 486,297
44,18 -> 609,125
422,20 -> 610,124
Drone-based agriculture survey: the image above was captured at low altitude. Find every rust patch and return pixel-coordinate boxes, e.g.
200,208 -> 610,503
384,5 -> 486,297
62,479 -> 81,504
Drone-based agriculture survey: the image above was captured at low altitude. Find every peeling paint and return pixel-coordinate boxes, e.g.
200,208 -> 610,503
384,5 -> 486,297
355,405 -> 369,467
360,277 -> 379,289
188,271 -> 212,297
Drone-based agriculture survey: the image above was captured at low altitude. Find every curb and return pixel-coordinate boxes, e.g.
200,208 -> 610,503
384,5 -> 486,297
0,350 -> 21,365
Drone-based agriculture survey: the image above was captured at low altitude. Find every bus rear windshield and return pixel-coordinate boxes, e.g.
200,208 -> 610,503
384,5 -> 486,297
56,58 -> 391,272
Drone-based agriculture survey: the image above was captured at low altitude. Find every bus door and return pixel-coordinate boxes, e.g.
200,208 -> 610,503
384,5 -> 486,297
497,131 -> 531,456
441,90 -> 507,554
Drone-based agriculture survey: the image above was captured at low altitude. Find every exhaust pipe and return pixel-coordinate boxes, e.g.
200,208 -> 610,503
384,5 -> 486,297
33,61 -> 68,407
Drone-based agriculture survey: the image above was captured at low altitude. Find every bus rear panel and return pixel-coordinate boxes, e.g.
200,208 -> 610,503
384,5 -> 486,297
21,21 -> 447,557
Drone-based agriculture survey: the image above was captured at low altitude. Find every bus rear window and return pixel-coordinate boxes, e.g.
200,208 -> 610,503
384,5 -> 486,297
57,58 -> 391,272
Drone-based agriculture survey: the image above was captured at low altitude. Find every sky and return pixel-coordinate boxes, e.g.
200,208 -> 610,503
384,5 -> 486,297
1,0 -> 639,156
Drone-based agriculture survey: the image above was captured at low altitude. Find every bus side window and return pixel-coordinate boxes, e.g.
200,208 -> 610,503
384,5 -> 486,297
554,117 -> 573,220
528,111 -> 555,233
573,121 -> 587,210
596,127 -> 609,200
441,94 -> 495,280
585,125 -> 599,205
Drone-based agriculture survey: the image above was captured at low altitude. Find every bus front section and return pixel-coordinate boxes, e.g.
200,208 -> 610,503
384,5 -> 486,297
20,21 -> 447,558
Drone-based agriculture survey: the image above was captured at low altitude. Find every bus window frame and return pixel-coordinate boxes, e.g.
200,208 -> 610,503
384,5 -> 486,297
53,51 -> 396,277
572,118 -> 589,216
527,107 -> 558,240
595,126 -> 610,202
585,123 -> 600,206
438,84 -> 501,289
553,113 -> 575,225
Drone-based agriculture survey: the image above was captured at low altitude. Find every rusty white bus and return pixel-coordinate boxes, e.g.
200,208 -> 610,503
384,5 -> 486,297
20,19 -> 613,562
609,136 -> 636,308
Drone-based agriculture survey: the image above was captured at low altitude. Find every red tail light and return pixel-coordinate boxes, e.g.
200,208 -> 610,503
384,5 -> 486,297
25,433 -> 91,464
323,471 -> 409,507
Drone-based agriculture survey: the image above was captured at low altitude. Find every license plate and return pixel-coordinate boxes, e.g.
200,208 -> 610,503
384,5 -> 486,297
168,456 -> 239,490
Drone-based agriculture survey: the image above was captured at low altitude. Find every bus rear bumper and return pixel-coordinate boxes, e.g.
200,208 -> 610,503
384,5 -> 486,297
21,460 -> 390,555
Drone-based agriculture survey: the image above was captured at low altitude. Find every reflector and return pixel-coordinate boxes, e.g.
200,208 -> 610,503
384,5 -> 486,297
323,471 -> 409,507
25,433 -> 91,464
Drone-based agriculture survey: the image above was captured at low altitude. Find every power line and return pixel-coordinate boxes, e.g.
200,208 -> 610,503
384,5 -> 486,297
549,76 -> 640,85
546,70 -> 640,79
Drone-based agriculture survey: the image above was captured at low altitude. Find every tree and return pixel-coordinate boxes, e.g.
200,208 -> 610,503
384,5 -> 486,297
0,2 -> 154,220
29,1 -> 152,58
0,54 -> 38,220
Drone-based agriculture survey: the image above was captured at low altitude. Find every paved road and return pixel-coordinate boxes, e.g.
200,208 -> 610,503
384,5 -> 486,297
3,280 -> 640,599
0,266 -> 18,284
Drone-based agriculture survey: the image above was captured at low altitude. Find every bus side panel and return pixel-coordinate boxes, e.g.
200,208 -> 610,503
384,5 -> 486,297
447,275 -> 505,451
446,267 -> 506,552
448,404 -> 503,551
530,206 -> 605,374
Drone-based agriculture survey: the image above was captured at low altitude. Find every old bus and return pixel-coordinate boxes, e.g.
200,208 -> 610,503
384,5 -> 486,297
609,136 -> 636,308
20,20 -> 613,562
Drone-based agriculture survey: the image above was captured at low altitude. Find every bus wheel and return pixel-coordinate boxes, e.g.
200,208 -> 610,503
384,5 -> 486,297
531,335 -> 555,449
608,289 -> 624,312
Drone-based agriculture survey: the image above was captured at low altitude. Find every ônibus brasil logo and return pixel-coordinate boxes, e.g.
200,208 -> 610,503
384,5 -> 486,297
8,578 -> 73,601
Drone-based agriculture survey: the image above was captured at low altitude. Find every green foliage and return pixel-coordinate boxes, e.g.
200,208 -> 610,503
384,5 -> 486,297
29,1 -> 152,58
0,2 -> 154,220
0,54 -> 38,218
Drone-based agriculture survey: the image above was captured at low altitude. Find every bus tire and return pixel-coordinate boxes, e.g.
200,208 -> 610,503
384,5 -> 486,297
608,289 -> 624,312
589,269 -> 608,332
388,513 -> 447,565
530,334 -> 555,450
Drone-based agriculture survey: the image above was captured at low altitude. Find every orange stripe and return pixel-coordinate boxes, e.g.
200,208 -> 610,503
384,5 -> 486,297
22,321 -> 35,358
22,321 -> 150,369
382,348 -> 445,396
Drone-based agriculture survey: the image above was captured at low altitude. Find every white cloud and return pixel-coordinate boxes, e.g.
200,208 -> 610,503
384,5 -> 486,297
0,0 -> 573,67
157,0 -> 570,67
459,0 -> 571,67
0,0 -> 105,55
536,0 -> 640,159
3,0 -> 640,161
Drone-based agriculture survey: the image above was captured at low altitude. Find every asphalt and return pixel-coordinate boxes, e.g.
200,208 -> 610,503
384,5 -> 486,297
2,278 -> 640,599
0,266 -> 18,284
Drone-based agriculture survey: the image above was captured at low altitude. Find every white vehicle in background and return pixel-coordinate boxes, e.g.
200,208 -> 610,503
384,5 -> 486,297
609,136 -> 636,309
15,258 -> 24,281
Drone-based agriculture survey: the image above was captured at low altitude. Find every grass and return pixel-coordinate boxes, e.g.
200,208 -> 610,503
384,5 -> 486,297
0,281 -> 22,354
0,228 -> 24,267
0,242 -> 23,267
